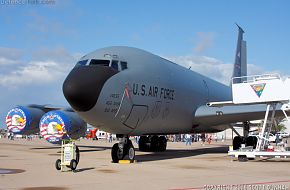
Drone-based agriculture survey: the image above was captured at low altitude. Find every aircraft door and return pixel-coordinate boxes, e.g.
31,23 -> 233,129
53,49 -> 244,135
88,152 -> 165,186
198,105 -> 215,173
115,84 -> 148,129
122,105 -> 148,129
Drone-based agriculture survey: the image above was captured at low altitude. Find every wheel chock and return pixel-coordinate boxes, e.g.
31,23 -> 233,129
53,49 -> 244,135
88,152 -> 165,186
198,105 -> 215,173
118,160 -> 136,164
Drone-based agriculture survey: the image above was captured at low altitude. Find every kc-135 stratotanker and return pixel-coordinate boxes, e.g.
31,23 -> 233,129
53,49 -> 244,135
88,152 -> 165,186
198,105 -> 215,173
6,25 -> 289,163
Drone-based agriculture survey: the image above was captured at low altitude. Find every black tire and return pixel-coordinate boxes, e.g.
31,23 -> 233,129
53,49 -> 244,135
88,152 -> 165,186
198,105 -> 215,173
238,155 -> 248,162
70,159 -> 77,170
111,143 -> 124,163
75,146 -> 80,164
233,136 -> 245,150
246,136 -> 258,149
139,136 -> 149,151
127,144 -> 135,161
55,159 -> 61,170
150,135 -> 159,151
158,136 -> 167,152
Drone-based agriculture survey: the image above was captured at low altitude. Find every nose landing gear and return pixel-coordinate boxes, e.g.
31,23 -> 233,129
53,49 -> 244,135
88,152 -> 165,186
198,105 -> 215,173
111,136 -> 135,163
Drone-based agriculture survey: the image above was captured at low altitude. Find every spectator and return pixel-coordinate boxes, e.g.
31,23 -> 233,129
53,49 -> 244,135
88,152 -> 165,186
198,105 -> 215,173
208,135 -> 212,144
275,133 -> 280,146
185,134 -> 192,146
135,136 -> 139,144
109,134 -> 113,143
173,135 -> 176,142
201,133 -> 206,145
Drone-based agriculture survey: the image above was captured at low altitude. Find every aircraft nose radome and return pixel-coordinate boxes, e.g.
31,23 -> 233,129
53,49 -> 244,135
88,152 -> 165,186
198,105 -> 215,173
63,66 -> 118,112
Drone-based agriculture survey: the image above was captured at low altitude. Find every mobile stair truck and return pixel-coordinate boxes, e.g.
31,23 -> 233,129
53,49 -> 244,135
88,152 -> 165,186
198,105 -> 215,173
210,74 -> 290,162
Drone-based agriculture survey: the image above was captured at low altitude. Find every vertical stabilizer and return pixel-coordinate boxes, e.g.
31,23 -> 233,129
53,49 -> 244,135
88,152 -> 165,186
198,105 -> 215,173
232,24 -> 247,83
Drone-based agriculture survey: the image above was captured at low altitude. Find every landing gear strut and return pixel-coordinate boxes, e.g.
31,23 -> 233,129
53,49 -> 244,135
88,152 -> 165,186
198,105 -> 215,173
111,136 -> 135,163
139,135 -> 167,152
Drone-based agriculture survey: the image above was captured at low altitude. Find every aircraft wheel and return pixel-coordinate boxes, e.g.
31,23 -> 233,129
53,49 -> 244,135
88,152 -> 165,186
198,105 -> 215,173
150,135 -> 159,151
127,144 -> 135,161
158,136 -> 167,152
139,136 -> 149,151
246,136 -> 258,149
76,146 -> 80,164
111,143 -> 124,163
55,159 -> 61,170
238,155 -> 248,162
70,159 -> 78,171
233,136 -> 245,150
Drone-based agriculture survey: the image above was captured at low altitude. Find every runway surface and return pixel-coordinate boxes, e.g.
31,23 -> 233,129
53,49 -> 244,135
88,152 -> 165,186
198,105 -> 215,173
0,138 -> 290,190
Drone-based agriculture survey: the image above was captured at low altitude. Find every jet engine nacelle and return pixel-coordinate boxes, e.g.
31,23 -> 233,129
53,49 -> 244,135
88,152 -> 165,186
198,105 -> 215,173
39,110 -> 87,144
6,106 -> 45,135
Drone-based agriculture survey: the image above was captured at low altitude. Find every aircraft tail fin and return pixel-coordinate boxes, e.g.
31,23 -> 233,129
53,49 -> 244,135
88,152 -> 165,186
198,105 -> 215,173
232,24 -> 247,83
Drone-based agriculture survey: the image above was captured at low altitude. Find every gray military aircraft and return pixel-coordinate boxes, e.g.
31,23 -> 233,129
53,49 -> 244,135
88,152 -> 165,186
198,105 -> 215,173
62,25 -> 288,162
6,25 -> 288,163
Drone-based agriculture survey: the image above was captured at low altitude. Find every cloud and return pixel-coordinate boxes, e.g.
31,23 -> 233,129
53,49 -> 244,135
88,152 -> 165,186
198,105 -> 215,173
0,47 -> 79,89
0,47 -> 23,60
0,61 -> 70,88
0,47 -> 23,65
0,57 -> 20,66
31,47 -> 80,63
0,46 -> 81,128
193,32 -> 215,54
25,11 -> 77,37
166,55 -> 265,85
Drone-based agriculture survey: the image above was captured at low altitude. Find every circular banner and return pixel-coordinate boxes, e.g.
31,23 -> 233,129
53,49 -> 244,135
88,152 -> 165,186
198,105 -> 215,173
6,107 -> 27,133
40,111 -> 68,143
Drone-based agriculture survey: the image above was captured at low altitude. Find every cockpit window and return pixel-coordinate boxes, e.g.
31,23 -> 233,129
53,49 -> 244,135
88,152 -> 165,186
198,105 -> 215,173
120,61 -> 128,70
111,60 -> 119,70
77,59 -> 88,66
89,59 -> 110,66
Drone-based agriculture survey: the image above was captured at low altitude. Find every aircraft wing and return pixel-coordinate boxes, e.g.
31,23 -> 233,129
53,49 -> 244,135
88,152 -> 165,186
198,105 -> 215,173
26,104 -> 74,112
192,103 -> 289,130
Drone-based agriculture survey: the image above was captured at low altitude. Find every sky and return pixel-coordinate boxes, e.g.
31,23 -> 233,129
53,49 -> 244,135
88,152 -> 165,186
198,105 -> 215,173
0,0 -> 290,128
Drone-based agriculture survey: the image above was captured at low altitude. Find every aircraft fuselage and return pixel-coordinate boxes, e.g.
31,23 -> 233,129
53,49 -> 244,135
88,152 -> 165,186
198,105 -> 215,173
63,47 -> 231,135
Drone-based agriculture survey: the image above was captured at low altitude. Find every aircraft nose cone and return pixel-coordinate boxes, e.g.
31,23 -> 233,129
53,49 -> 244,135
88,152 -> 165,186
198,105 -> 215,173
63,66 -> 118,112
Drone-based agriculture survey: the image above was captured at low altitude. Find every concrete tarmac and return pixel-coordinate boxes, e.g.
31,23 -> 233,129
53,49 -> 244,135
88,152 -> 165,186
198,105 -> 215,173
0,138 -> 290,190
